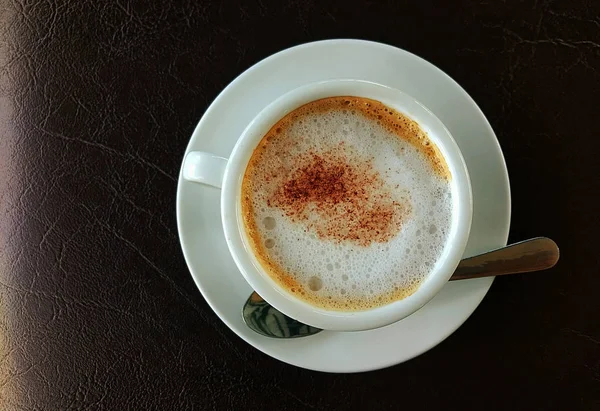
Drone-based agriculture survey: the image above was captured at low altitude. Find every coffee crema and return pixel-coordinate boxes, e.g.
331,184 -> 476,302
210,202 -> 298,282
241,96 -> 453,311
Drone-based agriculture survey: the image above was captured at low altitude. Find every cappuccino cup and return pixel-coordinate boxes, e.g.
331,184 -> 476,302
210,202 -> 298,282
182,80 -> 472,331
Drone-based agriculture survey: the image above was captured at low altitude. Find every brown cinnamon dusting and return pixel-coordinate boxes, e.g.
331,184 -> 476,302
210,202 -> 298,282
269,150 -> 409,246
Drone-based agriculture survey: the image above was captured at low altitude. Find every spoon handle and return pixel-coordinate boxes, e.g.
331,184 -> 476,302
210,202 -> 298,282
450,237 -> 559,281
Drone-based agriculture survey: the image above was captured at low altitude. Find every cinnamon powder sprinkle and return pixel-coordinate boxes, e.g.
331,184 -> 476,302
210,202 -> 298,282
269,150 -> 410,246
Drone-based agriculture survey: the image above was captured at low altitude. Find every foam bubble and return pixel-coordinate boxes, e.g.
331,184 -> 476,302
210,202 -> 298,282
242,97 -> 454,311
263,216 -> 276,230
308,276 -> 323,291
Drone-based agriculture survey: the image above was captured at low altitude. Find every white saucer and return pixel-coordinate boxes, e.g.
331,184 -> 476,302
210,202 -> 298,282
176,40 -> 511,373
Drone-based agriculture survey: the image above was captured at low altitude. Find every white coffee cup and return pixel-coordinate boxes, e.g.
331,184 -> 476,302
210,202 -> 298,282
182,79 -> 472,331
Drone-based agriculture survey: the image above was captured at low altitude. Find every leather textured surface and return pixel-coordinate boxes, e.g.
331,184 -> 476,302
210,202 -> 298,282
1,1 -> 598,410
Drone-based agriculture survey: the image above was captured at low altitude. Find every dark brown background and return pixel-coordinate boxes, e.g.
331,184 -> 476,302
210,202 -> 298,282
1,0 -> 599,410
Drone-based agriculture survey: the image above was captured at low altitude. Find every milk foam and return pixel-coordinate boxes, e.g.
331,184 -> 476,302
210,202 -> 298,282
242,97 -> 453,311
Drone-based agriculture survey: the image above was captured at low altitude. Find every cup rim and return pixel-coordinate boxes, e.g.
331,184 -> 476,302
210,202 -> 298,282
221,79 -> 472,331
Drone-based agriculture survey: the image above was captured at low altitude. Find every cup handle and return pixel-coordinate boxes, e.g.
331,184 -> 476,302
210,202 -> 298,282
182,151 -> 228,189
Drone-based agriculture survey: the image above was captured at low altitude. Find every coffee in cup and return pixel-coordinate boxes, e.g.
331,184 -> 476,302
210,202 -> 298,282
241,96 -> 453,311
